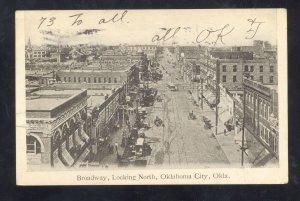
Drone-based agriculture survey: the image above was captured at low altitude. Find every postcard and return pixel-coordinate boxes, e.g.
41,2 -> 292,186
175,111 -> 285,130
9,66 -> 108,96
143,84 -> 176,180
16,9 -> 287,185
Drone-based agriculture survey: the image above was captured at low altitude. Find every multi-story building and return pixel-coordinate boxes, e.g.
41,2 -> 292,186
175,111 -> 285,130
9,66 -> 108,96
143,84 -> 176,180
88,85 -> 127,158
243,78 -> 278,159
55,63 -> 139,89
30,49 -> 48,59
126,45 -> 157,59
218,58 -> 277,90
199,50 -> 277,97
26,89 -> 90,169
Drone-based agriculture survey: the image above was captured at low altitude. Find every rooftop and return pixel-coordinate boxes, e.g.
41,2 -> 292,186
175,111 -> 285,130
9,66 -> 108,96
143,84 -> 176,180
87,95 -> 106,108
26,89 -> 86,112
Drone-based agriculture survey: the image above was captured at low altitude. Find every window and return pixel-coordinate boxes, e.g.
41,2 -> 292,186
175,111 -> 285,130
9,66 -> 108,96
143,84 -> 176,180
26,135 -> 41,154
260,126 -> 264,139
68,77 -> 71,82
233,75 -> 237,82
266,130 -> 270,145
78,77 -> 81,83
104,78 -> 106,83
264,128 -> 268,143
260,65 -> 264,72
114,78 -> 117,83
259,76 -> 263,83
94,77 -> 97,83
250,65 -> 254,72
64,77 -> 66,82
274,138 -> 277,153
270,66 -> 274,72
222,65 -> 227,72
270,76 -> 274,83
84,77 -> 86,82
88,77 -> 91,83
98,77 -> 101,83
108,77 -> 111,83
233,65 -> 237,72
244,65 -> 249,72
250,75 -> 254,80
74,77 -> 76,82
222,75 -> 226,82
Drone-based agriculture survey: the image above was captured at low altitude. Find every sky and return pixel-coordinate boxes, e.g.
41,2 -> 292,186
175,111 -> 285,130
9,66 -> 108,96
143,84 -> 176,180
23,9 -> 279,47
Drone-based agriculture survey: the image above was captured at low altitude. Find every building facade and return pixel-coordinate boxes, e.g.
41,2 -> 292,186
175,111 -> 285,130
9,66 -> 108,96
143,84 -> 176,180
243,78 -> 279,158
56,64 -> 139,87
89,85 -> 127,158
26,89 -> 90,169
198,49 -> 277,97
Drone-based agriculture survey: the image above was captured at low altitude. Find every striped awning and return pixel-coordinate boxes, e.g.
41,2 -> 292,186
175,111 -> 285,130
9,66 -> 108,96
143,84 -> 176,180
219,110 -> 232,124
73,148 -> 91,168
75,130 -> 85,147
203,90 -> 216,104
53,149 -> 65,168
61,142 -> 74,166
203,90 -> 213,98
69,135 -> 74,149
80,129 -> 90,142
207,95 -> 216,104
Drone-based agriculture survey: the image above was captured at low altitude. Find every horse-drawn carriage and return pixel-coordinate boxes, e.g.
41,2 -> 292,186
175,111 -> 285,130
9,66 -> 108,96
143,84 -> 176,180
188,112 -> 196,120
154,116 -> 164,127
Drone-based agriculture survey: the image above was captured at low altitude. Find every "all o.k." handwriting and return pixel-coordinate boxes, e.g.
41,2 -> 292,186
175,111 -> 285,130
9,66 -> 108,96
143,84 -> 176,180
151,18 -> 264,46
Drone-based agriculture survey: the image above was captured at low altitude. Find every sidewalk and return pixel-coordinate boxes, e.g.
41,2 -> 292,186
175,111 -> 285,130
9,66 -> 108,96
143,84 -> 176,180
191,92 -> 251,167
98,112 -> 136,166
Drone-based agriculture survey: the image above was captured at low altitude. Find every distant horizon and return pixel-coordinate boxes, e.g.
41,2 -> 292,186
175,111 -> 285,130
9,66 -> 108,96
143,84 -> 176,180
26,39 -> 276,48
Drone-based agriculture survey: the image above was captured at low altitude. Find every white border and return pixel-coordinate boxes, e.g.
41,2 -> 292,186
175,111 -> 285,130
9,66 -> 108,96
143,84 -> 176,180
16,9 -> 288,185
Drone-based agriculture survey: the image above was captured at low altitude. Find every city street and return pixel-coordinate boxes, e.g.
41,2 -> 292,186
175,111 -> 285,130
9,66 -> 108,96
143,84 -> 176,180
144,48 -> 230,167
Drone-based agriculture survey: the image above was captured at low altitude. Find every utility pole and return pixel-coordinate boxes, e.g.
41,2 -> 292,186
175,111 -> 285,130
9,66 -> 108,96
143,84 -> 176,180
215,61 -> 220,136
241,83 -> 246,167
198,44 -> 204,110
201,78 -> 204,110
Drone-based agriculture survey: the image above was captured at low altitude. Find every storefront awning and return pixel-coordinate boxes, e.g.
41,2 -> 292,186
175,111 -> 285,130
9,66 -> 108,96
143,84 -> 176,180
217,102 -> 227,114
73,148 -> 90,168
53,149 -> 65,168
219,110 -> 232,124
203,90 -> 216,105
75,130 -> 85,147
80,129 -> 90,142
207,96 -> 216,104
203,90 -> 213,98
69,135 -> 74,149
61,142 -> 74,166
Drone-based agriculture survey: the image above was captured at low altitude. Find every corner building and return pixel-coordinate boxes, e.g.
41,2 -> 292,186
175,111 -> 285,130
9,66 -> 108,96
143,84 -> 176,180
26,89 -> 90,169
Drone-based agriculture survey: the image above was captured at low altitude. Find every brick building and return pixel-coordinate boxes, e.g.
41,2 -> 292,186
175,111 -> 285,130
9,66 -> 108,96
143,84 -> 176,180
244,79 -> 279,159
56,64 -> 139,88
126,45 -> 157,60
26,89 -> 90,169
198,50 -> 277,94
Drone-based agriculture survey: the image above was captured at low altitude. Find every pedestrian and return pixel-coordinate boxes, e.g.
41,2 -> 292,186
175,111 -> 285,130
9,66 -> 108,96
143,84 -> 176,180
115,143 -> 118,152
224,129 -> 227,136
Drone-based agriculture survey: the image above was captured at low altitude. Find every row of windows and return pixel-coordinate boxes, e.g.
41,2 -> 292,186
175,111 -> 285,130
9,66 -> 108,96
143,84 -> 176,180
259,124 -> 278,153
130,47 -> 156,50
101,60 -> 132,63
33,52 -> 46,55
33,54 -> 45,58
221,75 -> 274,83
222,65 -> 275,73
245,93 -> 270,120
260,124 -> 270,145
63,77 -> 118,83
